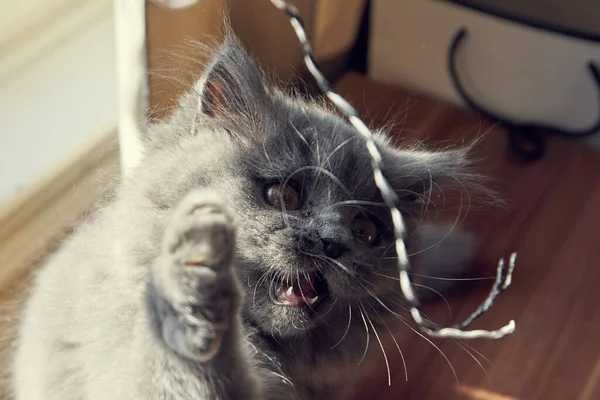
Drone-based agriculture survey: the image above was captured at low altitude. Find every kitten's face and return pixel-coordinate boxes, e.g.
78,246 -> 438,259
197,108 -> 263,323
133,39 -> 468,338
230,107 -> 403,337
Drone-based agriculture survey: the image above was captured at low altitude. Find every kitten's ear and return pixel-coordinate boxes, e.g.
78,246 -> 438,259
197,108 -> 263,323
382,145 -> 474,201
142,37 -> 269,146
196,37 -> 269,121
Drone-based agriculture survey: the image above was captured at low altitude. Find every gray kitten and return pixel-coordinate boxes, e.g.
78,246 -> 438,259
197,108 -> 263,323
12,36 -> 476,400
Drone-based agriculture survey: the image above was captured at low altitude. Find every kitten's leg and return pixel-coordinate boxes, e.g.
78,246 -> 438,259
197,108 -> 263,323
148,189 -> 261,397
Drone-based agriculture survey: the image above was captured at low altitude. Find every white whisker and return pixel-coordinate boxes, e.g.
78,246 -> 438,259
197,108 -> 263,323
453,340 -> 491,382
361,301 -> 392,386
409,273 -> 496,282
400,317 -> 459,386
411,283 -> 453,319
324,136 -> 358,166
357,283 -> 458,384
371,305 -> 408,382
358,306 -> 370,365
332,303 -> 353,349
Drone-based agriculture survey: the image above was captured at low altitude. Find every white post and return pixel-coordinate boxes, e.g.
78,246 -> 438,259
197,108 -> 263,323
113,0 -> 200,176
114,0 -> 148,176
151,0 -> 199,7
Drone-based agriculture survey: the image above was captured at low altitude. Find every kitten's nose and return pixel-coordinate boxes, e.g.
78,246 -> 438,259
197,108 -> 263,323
321,239 -> 348,259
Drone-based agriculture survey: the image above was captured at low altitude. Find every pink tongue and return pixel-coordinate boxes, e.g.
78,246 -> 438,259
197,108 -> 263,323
294,275 -> 316,297
277,274 -> 317,305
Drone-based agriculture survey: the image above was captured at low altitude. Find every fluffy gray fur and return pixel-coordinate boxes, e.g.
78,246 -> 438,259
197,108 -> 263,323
12,36 -> 477,400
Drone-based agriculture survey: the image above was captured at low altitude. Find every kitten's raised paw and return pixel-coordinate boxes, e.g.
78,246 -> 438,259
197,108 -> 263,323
162,189 -> 235,270
152,189 -> 240,362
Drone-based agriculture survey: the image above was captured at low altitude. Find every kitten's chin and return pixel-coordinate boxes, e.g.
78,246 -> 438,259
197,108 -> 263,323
268,303 -> 331,337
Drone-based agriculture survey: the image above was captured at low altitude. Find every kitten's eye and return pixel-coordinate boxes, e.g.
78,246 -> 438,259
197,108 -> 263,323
264,183 -> 300,211
352,216 -> 378,245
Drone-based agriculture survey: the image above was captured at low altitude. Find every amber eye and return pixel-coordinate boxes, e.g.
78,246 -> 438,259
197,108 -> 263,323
352,216 -> 378,245
264,183 -> 300,211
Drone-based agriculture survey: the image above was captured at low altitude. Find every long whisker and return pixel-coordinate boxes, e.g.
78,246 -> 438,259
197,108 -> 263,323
411,283 -> 453,319
453,340 -> 491,382
289,120 -> 313,153
277,192 -> 291,229
399,316 -> 459,386
248,342 -> 295,386
261,141 -> 273,164
357,283 -> 458,385
360,301 -> 392,386
283,165 -> 353,198
311,259 -> 325,275
268,274 -> 276,310
315,254 -> 352,275
329,200 -> 387,208
357,305 -> 371,365
332,303 -> 353,349
370,304 -> 408,382
253,272 -> 271,308
324,136 -> 358,166
410,273 -> 496,282
372,270 -> 495,282
407,191 -> 465,258
301,251 -> 353,275
457,340 -> 492,365
315,297 -> 339,320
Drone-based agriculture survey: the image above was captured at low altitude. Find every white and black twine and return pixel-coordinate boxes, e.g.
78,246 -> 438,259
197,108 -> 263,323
269,0 -> 517,340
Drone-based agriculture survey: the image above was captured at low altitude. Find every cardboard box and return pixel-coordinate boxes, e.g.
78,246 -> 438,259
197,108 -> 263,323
146,0 -> 365,118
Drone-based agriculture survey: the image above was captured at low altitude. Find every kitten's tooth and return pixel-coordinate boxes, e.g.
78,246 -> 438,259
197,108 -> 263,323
286,286 -> 294,297
306,296 -> 319,305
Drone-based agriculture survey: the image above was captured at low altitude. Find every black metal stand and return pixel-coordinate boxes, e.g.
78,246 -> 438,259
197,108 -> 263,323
448,27 -> 600,162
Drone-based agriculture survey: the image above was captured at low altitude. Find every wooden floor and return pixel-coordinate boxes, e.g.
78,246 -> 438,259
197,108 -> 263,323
335,73 -> 600,400
1,73 -> 599,400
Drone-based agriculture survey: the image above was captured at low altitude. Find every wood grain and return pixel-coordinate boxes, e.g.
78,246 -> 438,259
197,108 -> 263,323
1,72 -> 597,400
0,129 -> 119,292
335,73 -> 600,400
0,129 -> 119,398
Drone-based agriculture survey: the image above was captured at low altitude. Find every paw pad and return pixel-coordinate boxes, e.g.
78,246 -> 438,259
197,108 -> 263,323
191,204 -> 222,217
183,257 -> 211,267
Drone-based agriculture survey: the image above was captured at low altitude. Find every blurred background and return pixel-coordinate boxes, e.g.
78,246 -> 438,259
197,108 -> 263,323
0,0 -> 116,204
1,1 -> 600,399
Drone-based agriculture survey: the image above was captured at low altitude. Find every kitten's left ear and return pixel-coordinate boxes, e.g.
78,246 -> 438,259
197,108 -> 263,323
382,145 -> 473,200
196,37 -> 270,122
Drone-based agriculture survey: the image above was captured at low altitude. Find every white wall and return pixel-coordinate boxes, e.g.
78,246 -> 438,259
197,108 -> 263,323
0,0 -> 48,29
0,5 -> 117,203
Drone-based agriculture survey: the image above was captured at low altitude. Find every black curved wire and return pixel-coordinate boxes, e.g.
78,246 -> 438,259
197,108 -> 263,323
448,27 -> 600,161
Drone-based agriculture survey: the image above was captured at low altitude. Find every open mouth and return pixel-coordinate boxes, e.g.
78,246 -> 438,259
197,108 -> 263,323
271,271 -> 329,308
